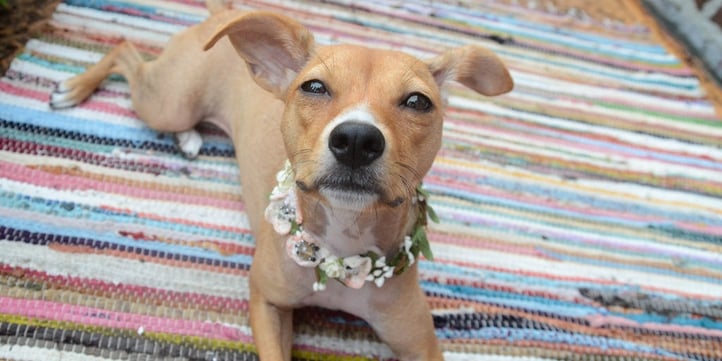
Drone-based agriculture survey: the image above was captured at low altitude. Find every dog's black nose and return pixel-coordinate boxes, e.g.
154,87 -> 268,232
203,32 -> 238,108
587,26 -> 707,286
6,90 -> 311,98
329,122 -> 385,169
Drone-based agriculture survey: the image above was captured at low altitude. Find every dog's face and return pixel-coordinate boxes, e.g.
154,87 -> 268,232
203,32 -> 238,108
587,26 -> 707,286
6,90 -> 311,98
206,12 -> 513,210
281,45 -> 444,209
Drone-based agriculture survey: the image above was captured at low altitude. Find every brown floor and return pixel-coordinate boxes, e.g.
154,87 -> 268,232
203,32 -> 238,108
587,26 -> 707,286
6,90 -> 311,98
0,0 -> 61,74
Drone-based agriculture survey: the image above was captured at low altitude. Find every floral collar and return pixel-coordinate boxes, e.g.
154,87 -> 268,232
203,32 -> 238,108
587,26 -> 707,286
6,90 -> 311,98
264,160 -> 438,292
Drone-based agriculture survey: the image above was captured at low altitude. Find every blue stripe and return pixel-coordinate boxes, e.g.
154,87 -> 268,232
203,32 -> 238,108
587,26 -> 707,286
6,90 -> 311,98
3,214 -> 253,264
421,282 -> 605,318
0,191 -> 254,246
64,0 -> 204,25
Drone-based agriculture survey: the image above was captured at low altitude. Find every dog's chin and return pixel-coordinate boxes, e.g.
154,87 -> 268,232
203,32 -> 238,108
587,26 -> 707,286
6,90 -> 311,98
319,188 -> 379,210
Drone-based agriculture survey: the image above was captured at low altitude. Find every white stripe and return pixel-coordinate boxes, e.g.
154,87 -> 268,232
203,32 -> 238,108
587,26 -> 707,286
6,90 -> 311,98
1,151 -> 241,198
432,159 -> 722,216
449,97 -> 722,160
445,123 -> 722,181
0,178 -> 249,230
51,12 -> 171,46
25,39 -> 105,63
576,178 -> 722,213
8,55 -> 138,98
430,241 -> 722,298
0,206 -> 250,251
9,55 -> 85,81
507,91 -> 722,137
431,204 -> 721,265
122,0 -> 210,18
511,71 -> 715,115
0,242 -> 249,299
57,3 -> 186,35
507,54 -> 703,96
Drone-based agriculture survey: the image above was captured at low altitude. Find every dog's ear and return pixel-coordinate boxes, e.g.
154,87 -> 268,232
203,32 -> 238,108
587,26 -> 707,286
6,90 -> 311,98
204,12 -> 315,98
426,45 -> 513,96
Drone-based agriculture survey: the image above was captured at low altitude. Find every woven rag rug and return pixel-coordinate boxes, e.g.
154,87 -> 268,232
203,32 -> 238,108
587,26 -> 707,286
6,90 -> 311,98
1,0 -> 722,360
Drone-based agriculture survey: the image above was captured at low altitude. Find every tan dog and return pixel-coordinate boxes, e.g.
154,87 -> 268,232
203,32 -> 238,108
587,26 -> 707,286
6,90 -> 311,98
50,2 -> 513,359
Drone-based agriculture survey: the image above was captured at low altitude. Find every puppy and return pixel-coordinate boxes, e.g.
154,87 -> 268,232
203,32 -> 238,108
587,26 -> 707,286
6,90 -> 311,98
50,2 -> 513,359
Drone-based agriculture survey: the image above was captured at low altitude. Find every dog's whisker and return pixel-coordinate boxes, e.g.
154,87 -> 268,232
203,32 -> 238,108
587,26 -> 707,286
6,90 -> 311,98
395,161 -> 422,183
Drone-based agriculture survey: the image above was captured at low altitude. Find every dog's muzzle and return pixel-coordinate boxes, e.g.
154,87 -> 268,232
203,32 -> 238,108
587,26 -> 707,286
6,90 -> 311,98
317,122 -> 385,194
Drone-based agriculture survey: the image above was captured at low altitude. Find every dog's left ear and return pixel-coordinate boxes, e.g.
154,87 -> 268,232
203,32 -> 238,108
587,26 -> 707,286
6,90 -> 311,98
204,11 -> 315,98
427,45 -> 513,96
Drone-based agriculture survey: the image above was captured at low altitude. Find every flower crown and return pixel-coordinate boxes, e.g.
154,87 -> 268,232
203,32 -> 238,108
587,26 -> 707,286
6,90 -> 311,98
264,160 -> 438,292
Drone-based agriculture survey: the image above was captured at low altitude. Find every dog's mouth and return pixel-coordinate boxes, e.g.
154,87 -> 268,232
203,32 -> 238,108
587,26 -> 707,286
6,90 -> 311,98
295,166 -> 404,208
316,167 -> 380,194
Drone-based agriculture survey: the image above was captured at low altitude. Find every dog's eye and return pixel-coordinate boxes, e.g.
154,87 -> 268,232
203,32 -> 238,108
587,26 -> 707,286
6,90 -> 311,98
300,79 -> 329,95
402,93 -> 433,112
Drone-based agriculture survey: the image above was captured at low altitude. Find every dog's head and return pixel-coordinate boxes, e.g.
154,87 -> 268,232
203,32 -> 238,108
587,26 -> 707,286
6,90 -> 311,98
206,12 -> 513,210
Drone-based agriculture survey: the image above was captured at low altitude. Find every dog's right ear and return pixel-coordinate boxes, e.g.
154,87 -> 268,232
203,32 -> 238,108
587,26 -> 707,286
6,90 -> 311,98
204,12 -> 315,98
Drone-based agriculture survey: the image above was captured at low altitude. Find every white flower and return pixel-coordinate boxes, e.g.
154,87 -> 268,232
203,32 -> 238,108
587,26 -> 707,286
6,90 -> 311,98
275,160 -> 295,191
374,276 -> 387,288
402,236 -> 416,266
313,281 -> 326,292
269,162 -> 294,201
363,256 -> 395,288
319,256 -> 344,279
342,256 -> 373,289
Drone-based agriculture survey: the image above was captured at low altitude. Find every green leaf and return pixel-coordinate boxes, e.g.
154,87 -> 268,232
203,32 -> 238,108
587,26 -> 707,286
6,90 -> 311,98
290,220 -> 301,235
416,185 -> 430,199
426,204 -> 440,224
316,267 -> 328,285
413,227 -> 434,261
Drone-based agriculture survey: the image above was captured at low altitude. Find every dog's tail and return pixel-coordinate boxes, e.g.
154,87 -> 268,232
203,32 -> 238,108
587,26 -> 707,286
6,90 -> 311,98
206,0 -> 229,15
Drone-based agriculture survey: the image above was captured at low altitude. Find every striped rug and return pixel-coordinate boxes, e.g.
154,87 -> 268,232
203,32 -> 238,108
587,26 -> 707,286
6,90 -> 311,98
1,0 -> 721,360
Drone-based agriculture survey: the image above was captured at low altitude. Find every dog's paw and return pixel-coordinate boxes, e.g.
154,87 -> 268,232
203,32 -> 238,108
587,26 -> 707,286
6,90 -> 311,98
49,80 -> 82,109
174,129 -> 203,159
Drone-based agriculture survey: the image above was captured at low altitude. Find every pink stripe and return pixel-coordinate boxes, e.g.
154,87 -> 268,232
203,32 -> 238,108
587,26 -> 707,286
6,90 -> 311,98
0,161 -> 243,212
1,78 -> 140,119
0,296 -> 253,342
0,80 -> 50,102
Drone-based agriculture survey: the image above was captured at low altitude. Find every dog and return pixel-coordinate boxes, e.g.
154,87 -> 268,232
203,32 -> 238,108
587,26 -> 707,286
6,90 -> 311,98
50,1 -> 513,359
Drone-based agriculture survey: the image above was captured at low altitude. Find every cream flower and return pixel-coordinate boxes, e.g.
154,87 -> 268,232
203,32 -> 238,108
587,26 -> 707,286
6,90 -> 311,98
319,256 -> 344,279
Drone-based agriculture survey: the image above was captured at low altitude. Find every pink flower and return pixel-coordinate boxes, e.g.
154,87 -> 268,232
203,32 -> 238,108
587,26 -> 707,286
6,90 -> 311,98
286,232 -> 323,267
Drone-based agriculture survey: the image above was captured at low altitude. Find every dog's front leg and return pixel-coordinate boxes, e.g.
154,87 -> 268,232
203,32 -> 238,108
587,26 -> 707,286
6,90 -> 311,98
249,283 -> 294,360
368,275 -> 444,361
